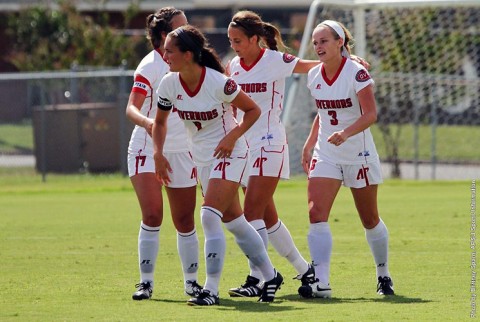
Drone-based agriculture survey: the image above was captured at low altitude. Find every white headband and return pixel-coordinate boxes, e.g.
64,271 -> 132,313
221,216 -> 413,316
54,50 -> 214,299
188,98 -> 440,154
319,20 -> 350,58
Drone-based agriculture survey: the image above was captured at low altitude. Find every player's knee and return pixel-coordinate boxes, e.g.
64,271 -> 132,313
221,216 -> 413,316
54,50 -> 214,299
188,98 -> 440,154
308,204 -> 329,222
141,206 -> 163,226
173,212 -> 195,232
360,215 -> 380,229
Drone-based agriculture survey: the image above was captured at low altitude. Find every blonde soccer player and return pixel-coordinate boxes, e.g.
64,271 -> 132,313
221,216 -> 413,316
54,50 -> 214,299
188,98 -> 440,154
300,20 -> 394,298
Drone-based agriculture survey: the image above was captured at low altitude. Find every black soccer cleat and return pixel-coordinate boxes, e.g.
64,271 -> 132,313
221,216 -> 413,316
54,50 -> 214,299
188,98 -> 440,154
185,280 -> 203,297
187,289 -> 219,306
228,275 -> 262,297
294,263 -> 316,286
258,270 -> 284,303
132,281 -> 153,300
377,276 -> 395,295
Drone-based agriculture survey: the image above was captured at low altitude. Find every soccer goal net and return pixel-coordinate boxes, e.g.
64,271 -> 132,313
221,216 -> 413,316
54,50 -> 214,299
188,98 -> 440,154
283,0 -> 480,178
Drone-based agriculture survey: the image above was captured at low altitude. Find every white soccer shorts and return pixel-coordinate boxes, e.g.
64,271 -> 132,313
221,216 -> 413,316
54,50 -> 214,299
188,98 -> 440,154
197,155 -> 248,195
308,158 -> 383,188
128,151 -> 197,188
247,144 -> 290,179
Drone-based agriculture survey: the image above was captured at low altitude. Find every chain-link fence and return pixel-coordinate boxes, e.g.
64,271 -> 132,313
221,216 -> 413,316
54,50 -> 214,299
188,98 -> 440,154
1,1 -> 479,180
0,66 -> 134,180
283,1 -> 480,180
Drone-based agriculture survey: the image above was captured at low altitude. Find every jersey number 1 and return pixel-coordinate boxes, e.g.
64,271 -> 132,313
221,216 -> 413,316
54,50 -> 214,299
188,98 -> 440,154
193,121 -> 202,131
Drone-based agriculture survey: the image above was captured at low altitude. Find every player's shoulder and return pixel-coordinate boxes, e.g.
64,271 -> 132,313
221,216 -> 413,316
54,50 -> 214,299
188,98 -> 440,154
308,63 -> 322,78
229,55 -> 241,67
161,71 -> 177,84
136,50 -> 168,77
345,58 -> 372,83
205,66 -> 229,82
264,48 -> 297,64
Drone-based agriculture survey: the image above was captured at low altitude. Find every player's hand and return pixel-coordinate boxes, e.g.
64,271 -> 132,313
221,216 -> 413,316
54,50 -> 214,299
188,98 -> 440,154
153,153 -> 172,185
214,134 -> 236,159
327,130 -> 348,146
302,147 -> 313,174
142,117 -> 154,137
351,55 -> 370,70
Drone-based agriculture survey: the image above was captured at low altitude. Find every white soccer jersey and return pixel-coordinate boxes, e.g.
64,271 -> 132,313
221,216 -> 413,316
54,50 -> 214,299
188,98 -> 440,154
307,57 -> 379,164
157,67 -> 246,166
128,49 -> 189,156
229,48 -> 299,150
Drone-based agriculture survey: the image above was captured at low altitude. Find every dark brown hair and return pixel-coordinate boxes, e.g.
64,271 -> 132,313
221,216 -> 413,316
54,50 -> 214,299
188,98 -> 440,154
169,25 -> 225,73
146,7 -> 184,49
229,10 -> 288,52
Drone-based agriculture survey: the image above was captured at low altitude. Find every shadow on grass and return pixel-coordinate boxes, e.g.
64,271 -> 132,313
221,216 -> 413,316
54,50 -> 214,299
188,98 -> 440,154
150,294 -> 430,311
278,293 -> 431,304
152,297 -> 297,312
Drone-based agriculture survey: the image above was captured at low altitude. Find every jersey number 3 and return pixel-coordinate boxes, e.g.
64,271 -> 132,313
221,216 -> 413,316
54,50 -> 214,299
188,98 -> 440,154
328,110 -> 338,125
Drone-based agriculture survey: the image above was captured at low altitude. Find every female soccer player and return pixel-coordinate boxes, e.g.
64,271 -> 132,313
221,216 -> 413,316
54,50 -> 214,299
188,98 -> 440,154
299,20 -> 394,298
126,7 -> 201,301
153,25 -> 283,306
226,10 -> 320,297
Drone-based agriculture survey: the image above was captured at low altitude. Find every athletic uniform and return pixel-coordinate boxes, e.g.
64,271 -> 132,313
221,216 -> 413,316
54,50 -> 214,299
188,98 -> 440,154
230,48 -> 298,179
127,49 -> 196,188
306,57 -> 383,188
157,66 -> 248,193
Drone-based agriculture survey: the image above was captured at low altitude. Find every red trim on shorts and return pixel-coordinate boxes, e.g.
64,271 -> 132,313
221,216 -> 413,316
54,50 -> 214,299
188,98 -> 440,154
363,164 -> 370,186
222,158 -> 227,180
238,151 -> 248,184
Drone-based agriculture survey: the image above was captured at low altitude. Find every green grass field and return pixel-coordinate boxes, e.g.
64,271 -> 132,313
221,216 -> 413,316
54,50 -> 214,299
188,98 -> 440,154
1,122 -> 479,163
0,173 -> 477,321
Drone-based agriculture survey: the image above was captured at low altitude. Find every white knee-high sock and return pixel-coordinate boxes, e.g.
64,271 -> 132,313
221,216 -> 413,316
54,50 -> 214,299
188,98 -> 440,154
201,206 -> 226,295
225,215 -> 275,282
365,218 -> 390,278
177,229 -> 199,285
138,222 -> 160,285
268,220 -> 309,275
248,219 -> 268,280
308,222 -> 332,285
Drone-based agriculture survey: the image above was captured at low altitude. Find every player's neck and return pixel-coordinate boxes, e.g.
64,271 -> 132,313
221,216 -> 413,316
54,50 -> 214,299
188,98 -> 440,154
241,46 -> 262,66
179,64 -> 204,91
322,55 -> 344,78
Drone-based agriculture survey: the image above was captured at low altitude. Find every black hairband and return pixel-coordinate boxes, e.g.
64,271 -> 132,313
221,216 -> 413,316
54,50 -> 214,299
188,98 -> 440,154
230,20 -> 249,32
175,28 -> 201,54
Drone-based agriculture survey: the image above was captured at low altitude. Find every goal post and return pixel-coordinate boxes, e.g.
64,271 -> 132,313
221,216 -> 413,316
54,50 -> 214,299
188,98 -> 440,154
283,0 -> 480,178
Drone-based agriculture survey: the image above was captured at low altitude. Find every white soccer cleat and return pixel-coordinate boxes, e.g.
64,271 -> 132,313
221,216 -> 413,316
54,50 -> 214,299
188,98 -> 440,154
298,278 -> 332,298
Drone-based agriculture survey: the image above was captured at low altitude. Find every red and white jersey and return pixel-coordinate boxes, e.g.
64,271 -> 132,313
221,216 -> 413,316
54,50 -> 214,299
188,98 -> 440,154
128,49 -> 189,155
229,48 -> 299,150
307,57 -> 379,164
157,66 -> 246,166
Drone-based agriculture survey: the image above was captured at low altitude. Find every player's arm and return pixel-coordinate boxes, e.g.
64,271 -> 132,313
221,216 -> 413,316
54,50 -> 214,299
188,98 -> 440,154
152,97 -> 173,185
327,84 -> 377,146
293,56 -> 370,74
302,114 -> 319,174
213,91 -> 260,159
126,92 -> 154,136
293,59 -> 320,74
126,73 -> 155,136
